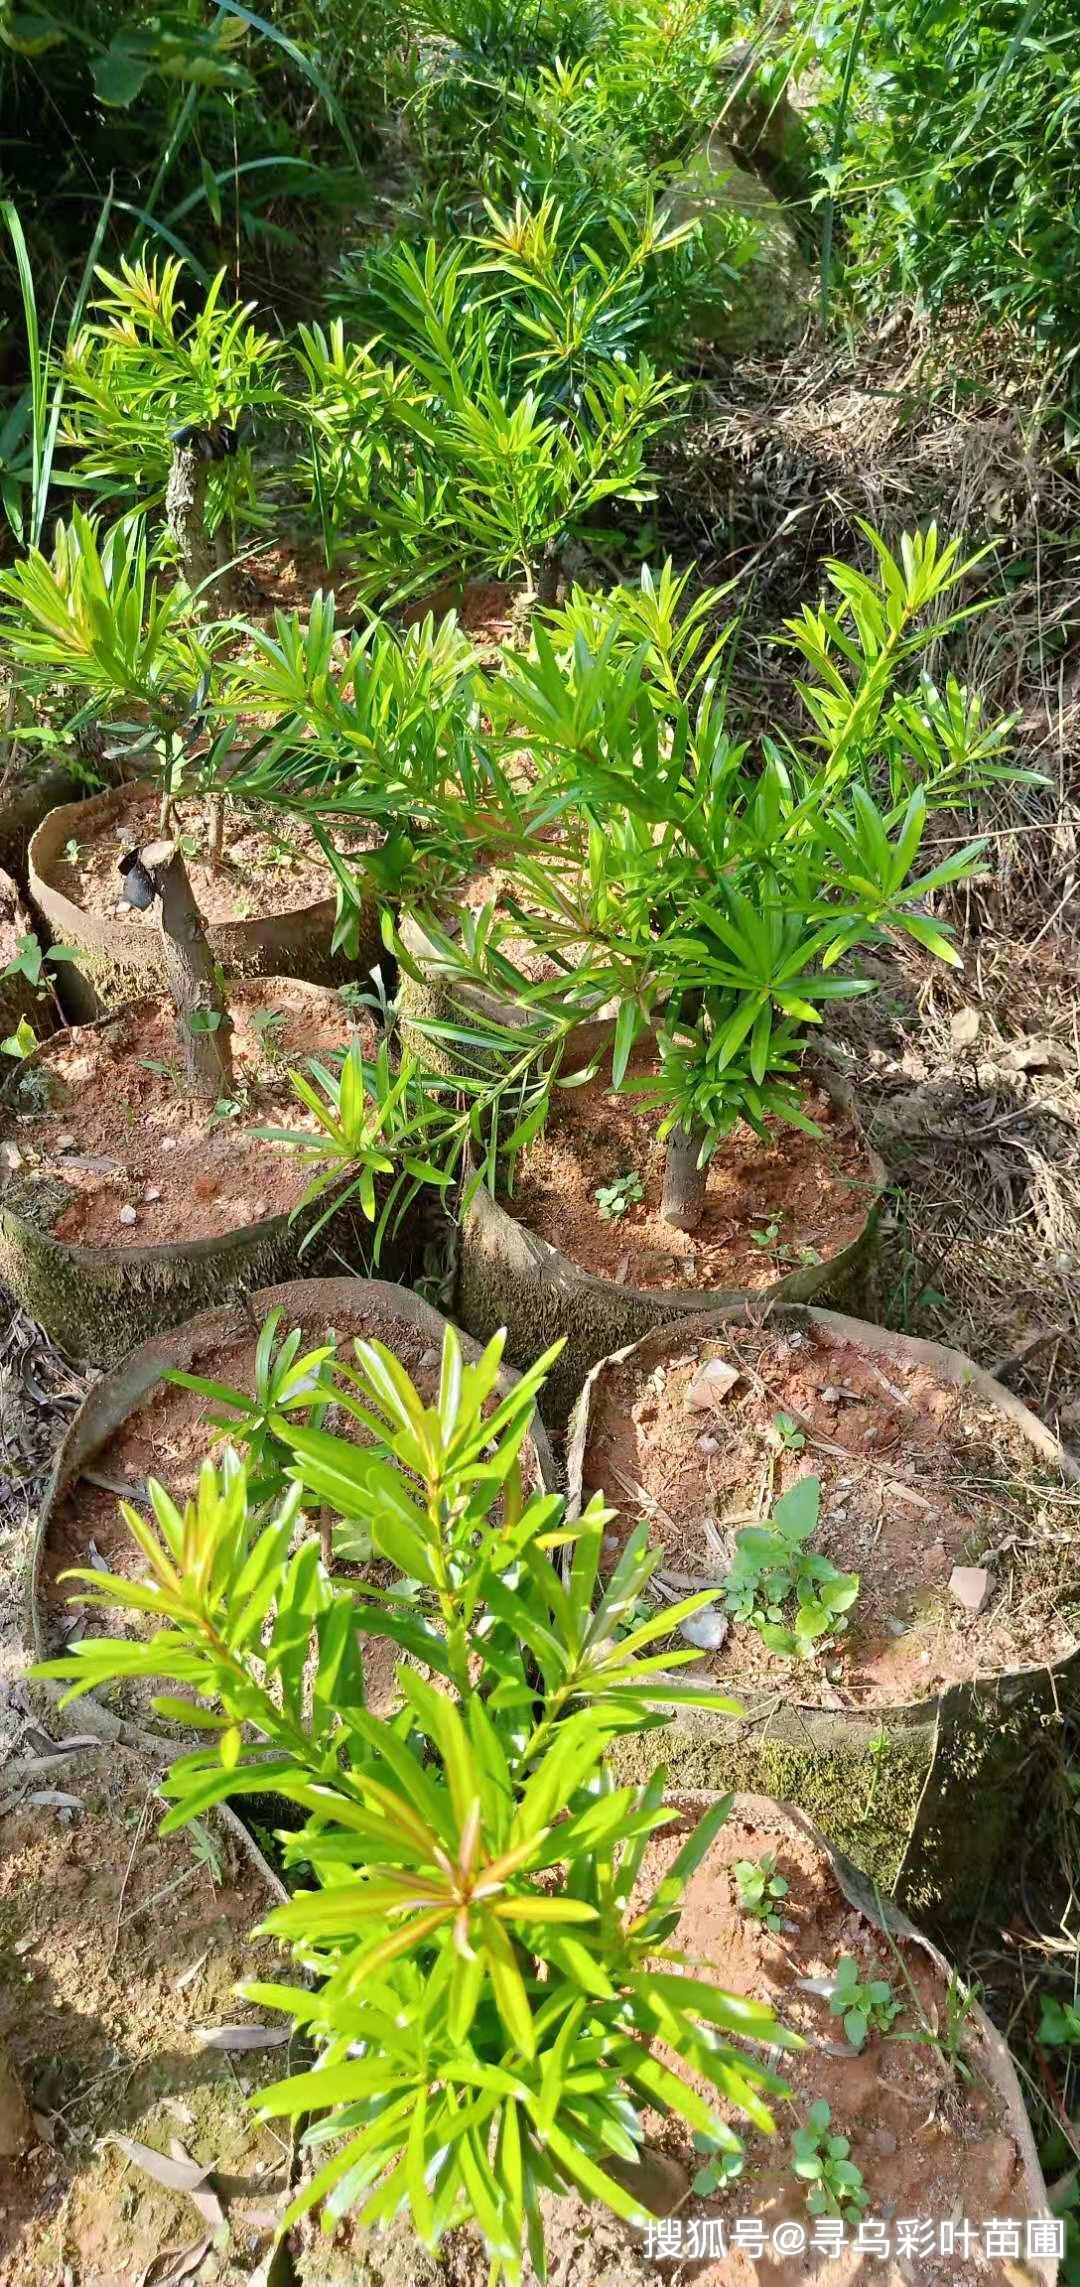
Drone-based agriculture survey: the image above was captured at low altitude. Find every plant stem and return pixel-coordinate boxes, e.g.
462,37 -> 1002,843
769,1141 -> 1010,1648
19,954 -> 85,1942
206,791 -> 225,867
139,838 -> 234,1102
534,538 -> 562,612
166,440 -> 218,598
660,1120 -> 709,1231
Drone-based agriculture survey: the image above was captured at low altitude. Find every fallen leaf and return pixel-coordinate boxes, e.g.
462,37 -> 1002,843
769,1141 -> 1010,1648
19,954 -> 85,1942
169,2139 -> 225,2232
139,2236 -> 213,2287
108,2135 -> 214,2197
193,2023 -> 290,2053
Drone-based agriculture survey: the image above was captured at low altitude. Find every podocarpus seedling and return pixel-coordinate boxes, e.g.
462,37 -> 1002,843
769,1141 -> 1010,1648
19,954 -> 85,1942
33,1325 -> 801,2280
827,1955 -> 903,2050
368,533 -> 1031,1244
722,1477 -> 860,1660
60,256 -> 284,604
734,1852 -> 790,1933
791,2101 -> 870,2224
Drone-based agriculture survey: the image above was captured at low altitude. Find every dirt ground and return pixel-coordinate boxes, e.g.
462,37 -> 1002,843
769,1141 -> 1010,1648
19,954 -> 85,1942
2,307 -> 1079,2279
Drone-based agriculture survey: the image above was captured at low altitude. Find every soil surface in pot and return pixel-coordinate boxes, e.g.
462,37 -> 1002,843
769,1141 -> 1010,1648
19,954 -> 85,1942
0,1742 -> 288,2287
580,1316 -> 1079,1706
294,1800 -> 1036,2287
507,1054 -> 874,1292
48,780 -> 371,932
0,980 -> 367,1246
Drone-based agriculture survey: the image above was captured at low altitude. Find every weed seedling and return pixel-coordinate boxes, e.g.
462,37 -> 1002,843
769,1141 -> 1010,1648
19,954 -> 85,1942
791,2101 -> 869,2223
722,1477 -> 860,1659
595,1170 -> 644,1221
691,2130 -> 745,2197
749,1216 -> 782,1250
734,1852 -> 790,1933
772,1410 -> 805,1452
827,1955 -> 902,2050
63,838 -> 81,865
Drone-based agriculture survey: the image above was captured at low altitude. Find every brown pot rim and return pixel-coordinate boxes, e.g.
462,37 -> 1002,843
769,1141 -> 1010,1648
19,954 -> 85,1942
0,988 -> 345,1270
28,784 -> 347,964
30,1274 -> 556,1680
462,1016 -> 887,1319
565,1298 -> 1080,1719
668,1788 -> 1057,2281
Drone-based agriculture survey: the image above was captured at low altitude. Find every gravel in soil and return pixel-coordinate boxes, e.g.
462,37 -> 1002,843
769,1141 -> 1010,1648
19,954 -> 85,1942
50,779 -> 370,932
507,1056 -> 875,1292
0,979 -> 368,1246
0,1745 -> 289,2287
580,1315 -> 1080,1706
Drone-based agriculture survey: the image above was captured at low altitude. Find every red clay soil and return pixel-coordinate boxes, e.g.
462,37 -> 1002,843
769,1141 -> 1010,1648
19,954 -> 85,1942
402,578 -> 518,647
50,780 -> 363,930
507,1055 -> 875,1291
579,1316 -> 1079,1706
0,980 -> 367,1246
548,1802 -> 1037,2287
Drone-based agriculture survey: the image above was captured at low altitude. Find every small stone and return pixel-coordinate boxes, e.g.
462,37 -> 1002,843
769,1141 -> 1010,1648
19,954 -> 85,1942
874,2128 -> 898,2156
0,1142 -> 23,1172
925,1541 -> 946,1569
250,1199 -> 270,1221
193,1174 -> 219,1200
419,1348 -> 439,1367
144,1185 -> 161,1203
950,1005 -> 981,1049
885,1617 -> 907,1638
696,1434 -> 719,1456
56,1133 -> 77,1152
685,1356 -> 740,1412
160,1136 -> 177,1154
678,1608 -> 728,1652
231,1198 -> 252,1224
949,1564 -> 993,1615
118,1203 -> 138,1226
821,1385 -> 842,1405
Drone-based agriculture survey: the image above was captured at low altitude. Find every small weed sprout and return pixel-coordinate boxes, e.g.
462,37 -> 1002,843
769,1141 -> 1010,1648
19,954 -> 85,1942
791,2101 -> 869,2224
772,1410 -> 805,1452
734,1852 -> 790,1933
594,1170 -> 644,1220
749,1216 -> 782,1250
827,1956 -> 902,2050
722,1478 -> 860,1660
692,2130 -> 745,2198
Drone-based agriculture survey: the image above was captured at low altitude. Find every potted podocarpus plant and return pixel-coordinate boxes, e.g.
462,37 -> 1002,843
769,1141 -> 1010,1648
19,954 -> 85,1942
289,531 -> 1028,1422
33,1327 -> 1059,2282
0,515 -> 486,1014
0,528 -> 426,1362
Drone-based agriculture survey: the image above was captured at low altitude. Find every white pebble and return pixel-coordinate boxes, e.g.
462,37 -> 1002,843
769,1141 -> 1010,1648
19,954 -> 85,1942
118,1204 -> 138,1227
144,1185 -> 161,1203
679,1609 -> 728,1652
